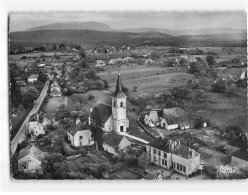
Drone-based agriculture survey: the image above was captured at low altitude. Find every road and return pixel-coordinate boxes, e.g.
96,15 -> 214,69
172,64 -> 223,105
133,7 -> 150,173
10,80 -> 50,156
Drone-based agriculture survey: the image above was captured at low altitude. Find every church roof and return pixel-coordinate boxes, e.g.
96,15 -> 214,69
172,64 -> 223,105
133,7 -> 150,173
90,102 -> 112,126
113,73 -> 126,98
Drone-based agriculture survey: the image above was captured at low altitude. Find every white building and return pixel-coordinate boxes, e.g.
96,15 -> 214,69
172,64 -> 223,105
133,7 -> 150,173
146,138 -> 201,177
89,73 -> 129,134
95,60 -> 105,67
28,113 -> 51,140
28,74 -> 38,83
18,144 -> 46,172
66,121 -> 94,147
144,108 -> 194,130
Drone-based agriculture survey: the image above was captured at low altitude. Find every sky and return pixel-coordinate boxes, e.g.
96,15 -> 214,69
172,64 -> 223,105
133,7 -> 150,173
9,12 -> 247,32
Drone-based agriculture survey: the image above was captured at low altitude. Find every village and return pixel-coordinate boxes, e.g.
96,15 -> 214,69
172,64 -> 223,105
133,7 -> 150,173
9,42 -> 248,180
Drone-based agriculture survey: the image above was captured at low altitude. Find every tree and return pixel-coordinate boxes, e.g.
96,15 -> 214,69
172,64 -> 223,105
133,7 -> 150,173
211,79 -> 226,93
38,73 -> 48,83
188,62 -> 206,75
133,86 -> 138,92
78,50 -> 87,59
59,43 -> 65,50
206,55 -> 216,66
10,74 -> 22,107
53,44 -> 56,51
22,86 -> 39,108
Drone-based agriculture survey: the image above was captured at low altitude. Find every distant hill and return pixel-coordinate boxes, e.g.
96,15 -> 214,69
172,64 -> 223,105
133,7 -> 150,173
9,29 -> 247,50
26,22 -> 112,31
123,27 -> 246,36
178,32 -> 247,41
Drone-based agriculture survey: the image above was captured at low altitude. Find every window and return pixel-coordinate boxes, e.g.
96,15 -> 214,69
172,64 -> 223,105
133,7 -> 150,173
162,159 -> 167,166
177,164 -> 179,170
120,126 -> 123,132
164,153 -> 167,158
153,148 -> 156,154
120,102 -> 123,107
113,101 -> 116,107
154,156 -> 156,162
27,160 -> 31,163
23,166 -> 27,169
183,166 -> 186,173
158,151 -> 161,156
180,164 -> 182,171
79,136 -> 83,140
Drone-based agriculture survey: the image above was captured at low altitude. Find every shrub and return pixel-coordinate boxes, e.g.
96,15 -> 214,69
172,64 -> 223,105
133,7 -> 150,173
211,80 -> 226,93
88,94 -> 94,100
194,117 -> 205,129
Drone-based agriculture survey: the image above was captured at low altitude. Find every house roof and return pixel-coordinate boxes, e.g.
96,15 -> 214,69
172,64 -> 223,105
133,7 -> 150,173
108,174 -> 122,180
163,107 -> 189,125
67,121 -> 90,136
172,144 -> 197,159
227,135 -> 248,149
113,74 -> 126,98
232,149 -> 248,161
143,172 -> 157,180
90,102 -> 112,125
18,144 -> 45,161
148,138 -> 170,153
28,74 -> 38,79
103,133 -> 127,148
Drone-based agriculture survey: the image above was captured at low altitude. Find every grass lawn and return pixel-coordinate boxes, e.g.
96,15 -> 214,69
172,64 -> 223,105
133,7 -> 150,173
98,65 -> 192,97
184,91 -> 247,132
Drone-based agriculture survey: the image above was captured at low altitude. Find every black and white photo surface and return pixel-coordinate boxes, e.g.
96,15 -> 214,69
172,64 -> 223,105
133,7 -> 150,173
9,12 -> 248,180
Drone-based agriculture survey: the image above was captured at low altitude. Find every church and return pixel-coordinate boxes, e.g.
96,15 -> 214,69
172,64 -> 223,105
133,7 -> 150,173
89,73 -> 129,134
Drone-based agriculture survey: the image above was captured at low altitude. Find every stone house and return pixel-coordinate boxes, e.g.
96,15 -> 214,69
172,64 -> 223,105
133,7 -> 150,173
144,107 -> 193,130
18,144 -> 46,172
103,133 -> 131,156
146,138 -> 201,177
28,74 -> 38,83
28,113 -> 51,140
66,121 -> 94,147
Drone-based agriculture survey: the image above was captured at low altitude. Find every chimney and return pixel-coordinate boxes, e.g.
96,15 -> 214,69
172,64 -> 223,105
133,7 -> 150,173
76,118 -> 80,125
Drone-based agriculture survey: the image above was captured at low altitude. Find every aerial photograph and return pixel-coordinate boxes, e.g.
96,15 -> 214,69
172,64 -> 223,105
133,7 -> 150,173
9,12 -> 247,180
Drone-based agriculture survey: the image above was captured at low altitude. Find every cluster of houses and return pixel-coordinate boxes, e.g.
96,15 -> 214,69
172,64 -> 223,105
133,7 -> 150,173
16,71 -> 248,179
143,107 -> 205,131
50,80 -> 62,97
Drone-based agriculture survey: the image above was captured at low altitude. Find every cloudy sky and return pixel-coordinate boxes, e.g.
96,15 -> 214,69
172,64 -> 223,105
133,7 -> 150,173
9,12 -> 246,32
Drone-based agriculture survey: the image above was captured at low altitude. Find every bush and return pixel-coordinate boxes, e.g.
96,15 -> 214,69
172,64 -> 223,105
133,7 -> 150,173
211,80 -> 226,93
194,117 -> 205,129
88,94 -> 94,100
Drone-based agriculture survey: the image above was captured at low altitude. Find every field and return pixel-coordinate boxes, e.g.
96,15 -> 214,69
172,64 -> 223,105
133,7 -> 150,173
184,90 -> 247,132
98,65 -> 193,98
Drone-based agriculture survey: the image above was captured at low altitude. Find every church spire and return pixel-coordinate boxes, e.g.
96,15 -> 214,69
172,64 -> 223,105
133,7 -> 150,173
113,73 -> 126,98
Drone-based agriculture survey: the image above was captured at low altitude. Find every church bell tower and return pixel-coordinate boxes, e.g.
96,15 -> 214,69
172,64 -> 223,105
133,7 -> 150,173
112,73 -> 129,134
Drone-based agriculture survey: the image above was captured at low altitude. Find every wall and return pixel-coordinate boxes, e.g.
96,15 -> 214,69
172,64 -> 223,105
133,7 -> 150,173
103,144 -> 117,156
231,156 -> 248,168
18,155 -> 41,172
112,97 -> 127,120
146,145 -> 172,169
104,116 -> 114,132
118,137 -> 131,150
72,130 -> 93,147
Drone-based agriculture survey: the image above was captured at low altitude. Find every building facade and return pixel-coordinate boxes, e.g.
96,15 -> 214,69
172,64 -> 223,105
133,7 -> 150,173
146,139 -> 201,176
90,73 -> 129,134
